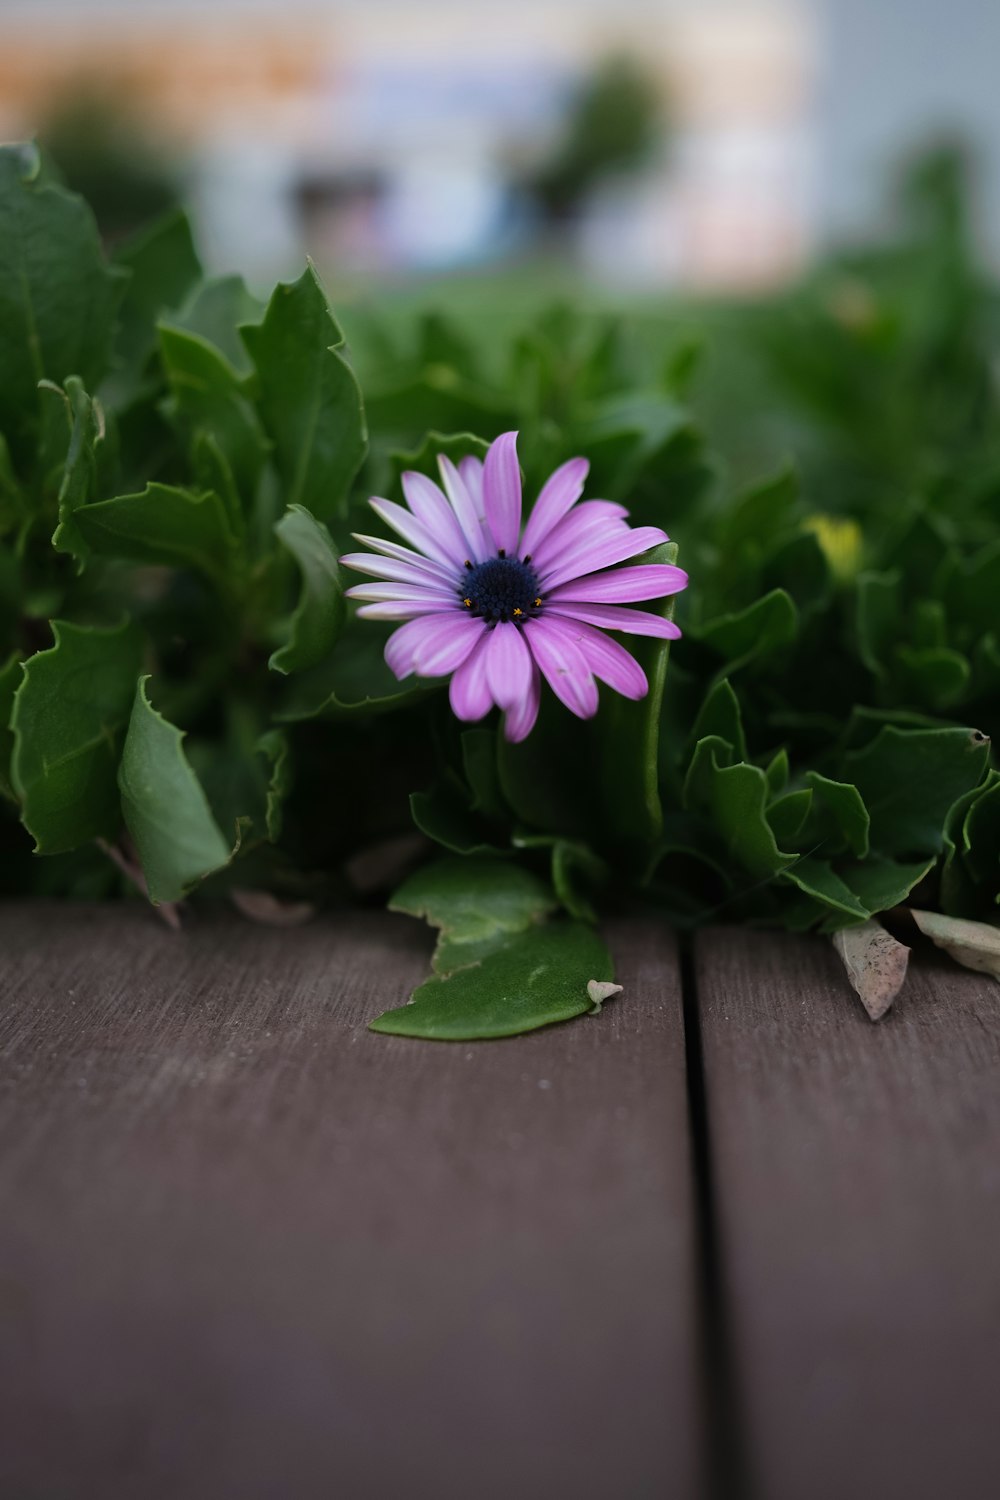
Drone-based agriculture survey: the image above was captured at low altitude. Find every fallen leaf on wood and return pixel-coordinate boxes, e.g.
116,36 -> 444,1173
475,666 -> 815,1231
832,919 -> 910,1020
911,910 -> 1000,982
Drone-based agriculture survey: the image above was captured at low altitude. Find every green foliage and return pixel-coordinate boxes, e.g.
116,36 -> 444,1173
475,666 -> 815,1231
371,920 -> 614,1040
11,620 -> 142,853
376,857 -> 610,1039
0,145 -> 125,458
268,506 -> 345,674
390,856 -> 557,972
119,677 -> 233,903
0,141 -> 998,1037
241,266 -> 366,521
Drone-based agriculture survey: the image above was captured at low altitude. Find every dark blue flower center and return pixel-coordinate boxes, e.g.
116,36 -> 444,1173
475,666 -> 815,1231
460,555 -> 542,624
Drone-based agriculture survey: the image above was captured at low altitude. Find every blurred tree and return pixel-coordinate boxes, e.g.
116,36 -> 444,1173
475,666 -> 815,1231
38,90 -> 179,245
529,54 -> 664,225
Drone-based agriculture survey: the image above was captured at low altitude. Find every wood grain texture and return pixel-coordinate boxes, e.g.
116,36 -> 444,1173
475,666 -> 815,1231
0,904 -> 698,1500
695,928 -> 1000,1500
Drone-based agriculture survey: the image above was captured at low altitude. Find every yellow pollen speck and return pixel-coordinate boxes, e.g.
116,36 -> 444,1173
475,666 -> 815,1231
463,598 -> 472,607
513,607 -> 522,616
534,597 -> 542,607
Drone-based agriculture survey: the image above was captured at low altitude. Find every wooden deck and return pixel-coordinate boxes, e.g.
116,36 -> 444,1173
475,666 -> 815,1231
0,904 -> 997,1499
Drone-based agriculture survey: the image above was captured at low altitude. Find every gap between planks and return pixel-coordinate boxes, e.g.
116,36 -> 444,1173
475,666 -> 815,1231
694,926 -> 1000,1500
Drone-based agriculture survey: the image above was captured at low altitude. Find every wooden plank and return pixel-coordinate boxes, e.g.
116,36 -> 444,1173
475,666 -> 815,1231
0,904 -> 699,1500
695,928 -> 1000,1500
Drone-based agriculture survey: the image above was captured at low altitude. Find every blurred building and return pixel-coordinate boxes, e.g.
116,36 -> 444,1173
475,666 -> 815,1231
0,0 -> 815,289
1,0 -> 997,289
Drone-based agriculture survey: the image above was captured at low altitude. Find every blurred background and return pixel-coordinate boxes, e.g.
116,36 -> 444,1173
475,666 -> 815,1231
1,0 -> 998,298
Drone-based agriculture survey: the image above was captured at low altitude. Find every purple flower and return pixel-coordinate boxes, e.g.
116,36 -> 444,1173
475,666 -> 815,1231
341,431 -> 688,742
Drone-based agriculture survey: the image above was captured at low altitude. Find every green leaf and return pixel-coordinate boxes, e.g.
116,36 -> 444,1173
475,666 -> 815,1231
894,644 -> 971,710
118,676 -> 232,903
257,726 -> 289,846
804,771 -> 871,858
0,144 -> 125,443
277,623 -> 435,721
410,780 -> 501,857
158,323 -> 269,497
959,773 -> 1000,889
364,370 -> 512,452
370,919 -> 612,1040
838,855 -> 935,916
683,733 -> 735,808
241,264 -> 367,521
187,724 -> 289,854
685,738 -> 797,879
780,852 -> 934,930
389,856 -> 557,974
0,651 -> 22,801
856,570 -> 900,677
581,394 -> 697,510
172,274 -> 262,376
48,376 -> 104,564
781,857 -> 870,923
941,771 -> 1000,919
73,482 -> 239,582
764,530 -> 833,615
945,541 -> 1000,636
111,208 -> 202,389
764,748 -> 790,795
845,725 -> 991,857
697,588 -> 798,670
10,619 -> 142,853
258,729 -> 292,844
719,464 -> 798,553
766,788 -> 813,846
520,836 -> 609,923
690,677 -> 747,761
269,505 -> 346,674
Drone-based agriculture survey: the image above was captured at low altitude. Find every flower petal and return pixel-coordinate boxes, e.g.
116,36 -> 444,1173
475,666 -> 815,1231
529,501 -> 631,575
400,472 -> 468,566
459,455 -> 485,510
384,615 -> 457,679
482,431 -> 522,556
503,662 -> 541,742
438,454 -> 490,560
449,631 -> 493,721
413,613 -> 487,677
519,456 -> 590,557
368,497 -> 460,571
523,617 -> 599,719
549,602 -> 683,638
357,600 -> 462,620
484,620 -> 533,710
541,616 -> 647,699
350,532 -> 455,584
340,552 -> 453,588
539,525 -> 669,591
345,581 -> 455,603
548,564 -> 689,605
